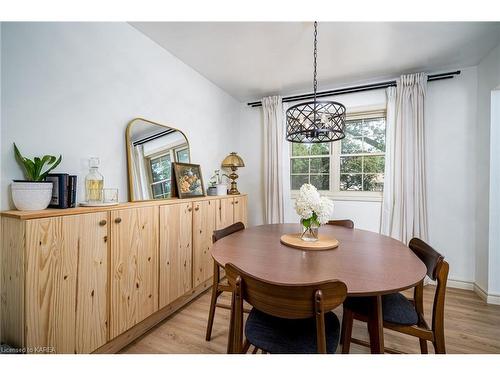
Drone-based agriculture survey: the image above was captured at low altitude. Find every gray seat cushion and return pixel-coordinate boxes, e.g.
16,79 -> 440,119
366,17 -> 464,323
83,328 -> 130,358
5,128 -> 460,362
245,308 -> 341,354
344,293 -> 419,326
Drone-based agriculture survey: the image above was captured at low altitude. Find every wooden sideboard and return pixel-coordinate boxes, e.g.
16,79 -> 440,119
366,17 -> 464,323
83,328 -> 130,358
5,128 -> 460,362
0,194 -> 247,353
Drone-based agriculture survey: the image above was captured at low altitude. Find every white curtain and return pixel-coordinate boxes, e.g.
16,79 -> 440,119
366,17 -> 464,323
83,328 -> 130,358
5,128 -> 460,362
381,73 -> 428,244
262,96 -> 285,224
132,144 -> 150,200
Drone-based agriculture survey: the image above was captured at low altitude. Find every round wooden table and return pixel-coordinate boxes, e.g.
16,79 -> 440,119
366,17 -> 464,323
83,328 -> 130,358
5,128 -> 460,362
211,223 -> 427,353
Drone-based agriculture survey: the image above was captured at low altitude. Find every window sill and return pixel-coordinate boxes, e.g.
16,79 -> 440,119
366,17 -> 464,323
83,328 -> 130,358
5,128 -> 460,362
290,191 -> 383,203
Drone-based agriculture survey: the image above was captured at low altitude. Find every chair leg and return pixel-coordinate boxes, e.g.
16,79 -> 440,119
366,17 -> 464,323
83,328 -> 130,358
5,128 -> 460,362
242,339 -> 251,354
206,263 -> 221,341
419,338 -> 428,354
341,307 -> 354,354
433,333 -> 446,354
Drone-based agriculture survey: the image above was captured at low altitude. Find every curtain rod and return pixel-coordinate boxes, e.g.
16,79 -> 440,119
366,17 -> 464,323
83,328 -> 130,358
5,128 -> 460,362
247,70 -> 461,108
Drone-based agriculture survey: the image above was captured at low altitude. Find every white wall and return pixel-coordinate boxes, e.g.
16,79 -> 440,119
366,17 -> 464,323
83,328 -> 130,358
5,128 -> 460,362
0,22 -> 240,209
239,67 -> 480,285
426,67 -> 478,284
475,42 -> 500,297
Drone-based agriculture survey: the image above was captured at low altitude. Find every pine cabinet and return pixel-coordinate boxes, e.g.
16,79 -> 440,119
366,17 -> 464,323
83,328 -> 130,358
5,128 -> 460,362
159,202 -> 193,308
216,197 -> 234,230
0,194 -> 247,353
192,199 -> 217,288
110,206 -> 159,339
3,212 -> 108,353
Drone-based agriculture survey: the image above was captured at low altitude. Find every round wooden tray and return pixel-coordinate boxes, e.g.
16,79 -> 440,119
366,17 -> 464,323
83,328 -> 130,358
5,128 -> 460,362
280,233 -> 339,251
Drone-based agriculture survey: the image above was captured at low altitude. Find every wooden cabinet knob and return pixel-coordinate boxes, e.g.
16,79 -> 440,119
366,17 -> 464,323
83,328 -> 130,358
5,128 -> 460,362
235,200 -> 239,204
114,217 -> 122,224
188,207 -> 193,212
99,219 -> 107,226
195,206 -> 199,211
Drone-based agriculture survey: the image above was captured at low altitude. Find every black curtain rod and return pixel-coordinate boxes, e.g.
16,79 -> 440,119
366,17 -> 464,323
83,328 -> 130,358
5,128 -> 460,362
247,70 -> 461,107
133,129 -> 175,146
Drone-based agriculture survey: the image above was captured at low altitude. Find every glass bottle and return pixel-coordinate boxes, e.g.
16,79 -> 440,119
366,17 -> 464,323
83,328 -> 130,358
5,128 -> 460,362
85,157 -> 104,203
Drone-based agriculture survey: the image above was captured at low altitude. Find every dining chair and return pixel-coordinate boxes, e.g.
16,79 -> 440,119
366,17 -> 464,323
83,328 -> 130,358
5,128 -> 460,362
205,221 -> 246,341
327,219 -> 354,229
225,262 -> 348,354
340,237 -> 449,354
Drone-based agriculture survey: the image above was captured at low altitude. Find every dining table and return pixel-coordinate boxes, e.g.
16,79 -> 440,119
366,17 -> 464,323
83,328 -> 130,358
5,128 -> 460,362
211,223 -> 427,354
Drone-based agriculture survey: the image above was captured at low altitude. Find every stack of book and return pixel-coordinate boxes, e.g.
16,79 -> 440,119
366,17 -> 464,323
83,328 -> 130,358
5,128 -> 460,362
45,173 -> 78,209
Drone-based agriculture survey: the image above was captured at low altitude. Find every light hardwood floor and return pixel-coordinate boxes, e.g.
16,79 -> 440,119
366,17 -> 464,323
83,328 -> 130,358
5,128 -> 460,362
121,285 -> 500,354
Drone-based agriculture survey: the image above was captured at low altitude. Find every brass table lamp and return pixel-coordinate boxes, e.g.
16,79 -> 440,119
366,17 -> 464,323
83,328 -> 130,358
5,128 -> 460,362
221,152 -> 245,195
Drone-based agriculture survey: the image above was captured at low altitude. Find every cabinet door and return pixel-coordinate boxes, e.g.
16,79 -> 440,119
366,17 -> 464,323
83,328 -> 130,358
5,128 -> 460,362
192,200 -> 216,288
159,202 -> 193,308
233,195 -> 248,227
72,212 -> 109,353
216,197 -> 234,230
25,212 -> 108,353
110,206 -> 159,339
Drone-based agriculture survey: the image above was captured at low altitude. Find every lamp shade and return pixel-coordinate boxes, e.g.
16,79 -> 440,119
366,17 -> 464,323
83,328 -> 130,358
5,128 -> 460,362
221,152 -> 245,168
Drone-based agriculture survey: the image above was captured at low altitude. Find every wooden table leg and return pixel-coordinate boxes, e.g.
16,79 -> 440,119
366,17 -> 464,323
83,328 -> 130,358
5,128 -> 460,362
368,295 -> 384,354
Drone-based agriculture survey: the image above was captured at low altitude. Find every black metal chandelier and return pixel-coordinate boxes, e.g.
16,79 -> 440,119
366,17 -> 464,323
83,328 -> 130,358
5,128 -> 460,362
286,22 -> 346,143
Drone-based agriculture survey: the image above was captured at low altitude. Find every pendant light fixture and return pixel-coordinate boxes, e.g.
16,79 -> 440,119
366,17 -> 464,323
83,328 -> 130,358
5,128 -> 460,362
286,22 -> 346,143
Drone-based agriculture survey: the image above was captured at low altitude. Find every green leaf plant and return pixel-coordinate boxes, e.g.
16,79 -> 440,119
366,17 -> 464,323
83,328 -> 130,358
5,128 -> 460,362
13,143 -> 62,182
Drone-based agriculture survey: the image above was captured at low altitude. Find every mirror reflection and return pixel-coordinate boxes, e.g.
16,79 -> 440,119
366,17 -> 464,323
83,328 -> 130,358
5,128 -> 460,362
127,118 -> 190,201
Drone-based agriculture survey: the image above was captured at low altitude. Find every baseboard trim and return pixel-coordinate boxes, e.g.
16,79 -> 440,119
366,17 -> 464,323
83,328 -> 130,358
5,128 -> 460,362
427,278 -> 500,305
474,283 -> 500,305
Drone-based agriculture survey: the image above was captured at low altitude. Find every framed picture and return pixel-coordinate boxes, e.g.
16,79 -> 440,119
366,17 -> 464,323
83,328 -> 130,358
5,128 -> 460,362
172,162 -> 206,198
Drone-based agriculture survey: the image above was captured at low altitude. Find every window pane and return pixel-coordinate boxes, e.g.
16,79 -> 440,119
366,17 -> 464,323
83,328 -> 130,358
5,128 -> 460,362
363,118 -> 386,153
150,155 -> 171,183
310,143 -> 330,155
310,157 -> 329,173
291,174 -> 308,190
341,136 -> 363,154
340,174 -> 362,191
363,174 -> 384,192
340,156 -> 362,173
310,175 -> 329,190
292,143 -> 311,156
176,149 -> 190,163
291,158 -> 309,173
345,120 -> 363,136
363,155 -> 385,173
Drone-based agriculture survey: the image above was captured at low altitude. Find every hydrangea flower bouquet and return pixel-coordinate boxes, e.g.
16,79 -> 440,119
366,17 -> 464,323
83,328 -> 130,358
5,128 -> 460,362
294,183 -> 334,242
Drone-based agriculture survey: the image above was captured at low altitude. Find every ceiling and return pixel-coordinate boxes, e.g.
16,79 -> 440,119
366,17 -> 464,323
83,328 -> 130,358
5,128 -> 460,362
131,22 -> 500,102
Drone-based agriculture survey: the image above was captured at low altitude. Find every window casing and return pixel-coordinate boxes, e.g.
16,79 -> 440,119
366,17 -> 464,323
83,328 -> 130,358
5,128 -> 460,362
290,109 -> 386,201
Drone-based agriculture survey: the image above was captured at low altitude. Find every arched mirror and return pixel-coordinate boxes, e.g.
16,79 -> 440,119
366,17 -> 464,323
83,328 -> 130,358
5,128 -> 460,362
126,118 -> 190,201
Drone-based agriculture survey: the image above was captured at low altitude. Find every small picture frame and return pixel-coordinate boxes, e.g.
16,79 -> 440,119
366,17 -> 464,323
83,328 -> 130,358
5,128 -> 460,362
172,162 -> 206,199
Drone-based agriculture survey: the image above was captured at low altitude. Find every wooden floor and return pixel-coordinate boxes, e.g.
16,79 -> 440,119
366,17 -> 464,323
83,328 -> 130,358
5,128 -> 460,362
121,285 -> 500,354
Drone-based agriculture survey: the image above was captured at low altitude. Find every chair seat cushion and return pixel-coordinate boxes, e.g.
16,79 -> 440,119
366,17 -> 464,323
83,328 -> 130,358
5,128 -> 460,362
244,308 -> 340,354
344,293 -> 419,326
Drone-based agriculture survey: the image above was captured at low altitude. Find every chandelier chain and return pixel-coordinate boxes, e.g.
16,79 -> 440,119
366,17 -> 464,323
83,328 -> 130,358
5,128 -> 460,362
313,21 -> 318,102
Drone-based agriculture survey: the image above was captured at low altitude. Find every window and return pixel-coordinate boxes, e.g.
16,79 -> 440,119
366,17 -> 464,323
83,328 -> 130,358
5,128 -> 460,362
340,117 -> 385,192
290,111 -> 386,199
148,145 -> 190,199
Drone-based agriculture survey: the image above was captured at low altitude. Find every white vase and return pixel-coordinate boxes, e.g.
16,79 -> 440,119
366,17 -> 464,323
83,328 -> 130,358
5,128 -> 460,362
216,183 -> 227,196
11,181 -> 53,211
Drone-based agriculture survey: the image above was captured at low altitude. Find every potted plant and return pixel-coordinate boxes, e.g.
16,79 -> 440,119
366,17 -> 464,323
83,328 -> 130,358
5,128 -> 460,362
11,143 -> 62,211
294,183 -> 333,242
207,169 -> 228,196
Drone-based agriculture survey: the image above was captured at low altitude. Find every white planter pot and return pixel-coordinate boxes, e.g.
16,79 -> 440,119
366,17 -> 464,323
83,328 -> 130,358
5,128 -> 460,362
11,181 -> 53,211
216,184 -> 227,196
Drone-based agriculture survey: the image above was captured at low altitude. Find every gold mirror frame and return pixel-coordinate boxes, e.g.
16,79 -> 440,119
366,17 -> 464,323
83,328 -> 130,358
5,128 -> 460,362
126,117 -> 191,202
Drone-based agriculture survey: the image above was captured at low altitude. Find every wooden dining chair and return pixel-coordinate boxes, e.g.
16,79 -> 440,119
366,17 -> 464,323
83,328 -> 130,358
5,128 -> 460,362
327,219 -> 354,229
225,262 -> 348,354
205,222 -> 246,341
340,237 -> 449,354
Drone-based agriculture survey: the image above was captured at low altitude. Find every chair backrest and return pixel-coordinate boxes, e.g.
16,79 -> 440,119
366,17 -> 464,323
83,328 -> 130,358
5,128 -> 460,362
327,219 -> 354,229
408,238 -> 449,335
225,262 -> 347,353
212,221 -> 245,243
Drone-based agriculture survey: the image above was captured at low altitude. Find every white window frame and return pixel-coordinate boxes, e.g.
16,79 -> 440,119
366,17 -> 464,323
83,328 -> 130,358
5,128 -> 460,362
290,106 -> 386,202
